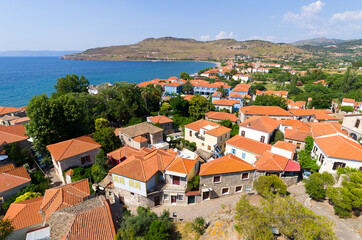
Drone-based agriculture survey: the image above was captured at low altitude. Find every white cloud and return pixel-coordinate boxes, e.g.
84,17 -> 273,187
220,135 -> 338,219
215,31 -> 234,40
248,35 -> 276,42
200,35 -> 210,41
283,1 -> 325,29
330,10 -> 362,22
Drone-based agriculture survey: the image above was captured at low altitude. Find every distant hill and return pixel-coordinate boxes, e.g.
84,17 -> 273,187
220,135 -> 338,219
0,50 -> 80,57
62,37 -> 313,61
291,37 -> 346,47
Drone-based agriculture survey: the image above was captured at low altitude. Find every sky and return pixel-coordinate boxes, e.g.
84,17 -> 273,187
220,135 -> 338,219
0,0 -> 361,51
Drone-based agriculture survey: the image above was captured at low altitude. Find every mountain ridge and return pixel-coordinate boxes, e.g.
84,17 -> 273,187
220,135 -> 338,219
291,37 -> 346,47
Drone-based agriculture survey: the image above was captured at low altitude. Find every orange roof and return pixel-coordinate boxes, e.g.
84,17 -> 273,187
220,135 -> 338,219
9,116 -> 30,124
314,112 -> 338,121
280,120 -> 311,132
233,83 -> 250,93
40,179 -> 90,221
168,76 -> 178,80
255,151 -> 290,171
165,82 -> 183,87
226,135 -> 271,156
212,91 -> 222,97
4,196 -> 43,230
107,145 -> 152,161
0,166 -> 31,194
182,95 -> 195,101
273,141 -> 296,152
240,106 -> 292,116
205,111 -> 238,123
133,136 -> 148,143
229,92 -> 244,98
166,157 -> 198,174
0,125 -> 27,146
239,116 -> 280,133
212,99 -> 239,106
109,148 -> 177,182
184,119 -> 231,137
242,74 -> 252,77
264,90 -> 288,96
199,154 -> 255,176
0,163 -> 15,173
148,115 -> 173,124
315,135 -> 362,161
289,109 -> 316,116
288,101 -> 306,108
342,98 -> 355,103
285,129 -> 311,142
0,106 -> 22,115
311,122 -> 345,138
47,136 -> 101,162
136,81 -> 158,87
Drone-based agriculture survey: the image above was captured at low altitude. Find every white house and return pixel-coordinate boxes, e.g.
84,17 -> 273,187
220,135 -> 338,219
341,113 -> 362,141
341,98 -> 355,107
238,116 -> 280,143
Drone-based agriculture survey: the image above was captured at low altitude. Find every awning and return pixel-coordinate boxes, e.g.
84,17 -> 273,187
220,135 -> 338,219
285,160 -> 300,172
185,191 -> 200,196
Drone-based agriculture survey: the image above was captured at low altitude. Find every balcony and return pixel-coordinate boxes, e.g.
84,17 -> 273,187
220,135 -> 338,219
195,132 -> 205,141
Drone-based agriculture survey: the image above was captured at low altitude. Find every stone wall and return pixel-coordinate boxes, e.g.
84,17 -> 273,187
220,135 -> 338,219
281,176 -> 298,186
111,186 -> 162,209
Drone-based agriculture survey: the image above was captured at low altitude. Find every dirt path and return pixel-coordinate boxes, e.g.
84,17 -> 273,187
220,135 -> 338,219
288,182 -> 362,240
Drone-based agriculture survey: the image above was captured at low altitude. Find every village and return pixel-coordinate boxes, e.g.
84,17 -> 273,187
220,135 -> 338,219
0,60 -> 361,240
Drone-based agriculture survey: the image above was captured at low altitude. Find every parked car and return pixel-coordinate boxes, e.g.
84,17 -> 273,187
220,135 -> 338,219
302,170 -> 312,180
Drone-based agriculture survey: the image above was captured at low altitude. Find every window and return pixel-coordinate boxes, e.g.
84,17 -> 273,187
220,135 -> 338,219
242,173 -> 249,180
332,162 -> 346,170
221,188 -> 229,195
164,194 -> 169,200
172,176 -> 180,185
202,143 -> 204,146
135,181 -> 140,189
235,186 -> 242,192
260,136 -> 265,143
81,155 -> 90,164
241,130 -> 245,137
113,175 -> 119,183
178,195 -> 184,201
208,145 -> 211,150
119,176 -> 125,184
241,152 -> 246,160
189,131 -> 192,137
129,179 -> 134,187
232,148 -> 236,155
355,119 -> 360,128
213,176 -> 221,183
313,146 -> 317,154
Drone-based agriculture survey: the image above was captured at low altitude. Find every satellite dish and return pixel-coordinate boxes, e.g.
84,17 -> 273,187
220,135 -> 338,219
166,137 -> 171,142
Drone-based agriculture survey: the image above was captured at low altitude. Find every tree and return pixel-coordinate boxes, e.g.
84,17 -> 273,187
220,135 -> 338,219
305,172 -> 335,201
253,94 -> 288,110
182,80 -> 193,94
189,95 -> 214,120
91,163 -> 107,183
216,86 -> 227,98
188,175 -> 200,191
180,72 -> 190,80
144,220 -> 170,240
219,119 -> 232,129
169,95 -> 189,116
231,124 -> 239,137
3,143 -> 32,167
298,136 -> 320,172
327,171 -> 362,218
0,219 -> 14,240
191,217 -> 206,235
254,175 -> 287,197
54,74 -> 89,96
93,119 -> 121,153
249,83 -> 266,94
270,130 -> 284,144
159,102 -> 171,116
340,106 -> 354,112
95,118 -> 110,131
14,192 -> 41,203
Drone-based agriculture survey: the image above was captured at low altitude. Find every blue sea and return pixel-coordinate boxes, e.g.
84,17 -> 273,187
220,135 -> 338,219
0,57 -> 215,107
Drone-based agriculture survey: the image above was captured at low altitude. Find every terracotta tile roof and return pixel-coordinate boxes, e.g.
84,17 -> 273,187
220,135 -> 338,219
285,129 -> 311,142
311,122 -> 345,138
5,166 -> 31,179
165,82 -> 183,87
166,157 -> 198,174
285,161 -> 300,172
233,83 -> 250,93
255,151 -> 290,171
226,135 -> 271,156
107,146 -> 152,161
288,109 -> 316,116
273,141 -> 296,152
342,98 -> 355,103
0,107 -> 22,115
133,136 -> 148,143
314,112 -> 339,121
148,115 -> 173,124
185,119 -> 231,137
117,122 -> 163,138
0,163 -> 15,173
182,95 -> 195,101
212,91 -> 222,97
239,116 -> 280,133
0,125 -> 27,146
212,99 -> 239,106
205,111 -> 238,123
47,136 -> 101,162
48,196 -> 116,240
315,135 -> 362,161
280,120 -> 311,132
240,106 -> 292,116
4,196 -> 43,230
9,116 -> 30,124
199,154 -> 255,176
229,92 -> 244,98
40,179 -> 90,221
0,166 -> 31,194
109,148 -> 177,182
264,90 -> 288,96
185,190 -> 200,196
168,76 -> 178,80
185,119 -> 220,131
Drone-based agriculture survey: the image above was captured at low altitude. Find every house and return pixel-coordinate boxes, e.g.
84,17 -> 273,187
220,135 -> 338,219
40,179 -> 91,222
288,101 -> 306,109
109,148 -> 178,208
211,91 -> 222,101
232,83 -> 250,95
10,117 -> 30,125
4,197 -> 44,240
273,141 -> 297,160
147,115 -> 174,134
232,74 -> 242,81
0,125 -> 28,148
46,196 -> 116,240
240,74 -> 252,83
205,111 -> 238,124
284,129 -> 312,150
256,90 -> 288,99
107,145 -> 153,165
164,82 -> 184,95
239,106 -> 293,121
0,106 -> 24,117
225,135 -> 272,165
311,124 -> 362,173
238,116 -> 280,143
313,80 -> 328,86
289,109 -> 315,122
279,119 -> 311,134
184,119 -> 231,154
163,156 -> 200,205
314,112 -> 339,123
47,136 -> 101,184
0,164 -> 31,201
116,122 -> 164,149
199,154 -> 256,201
212,99 -> 240,113
341,113 -> 362,141
341,98 -> 355,107
191,81 -> 231,96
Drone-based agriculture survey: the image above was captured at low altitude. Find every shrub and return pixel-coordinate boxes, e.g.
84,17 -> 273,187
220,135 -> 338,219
191,217 -> 206,235
340,106 -> 354,112
254,175 -> 287,197
305,172 -> 335,201
14,192 -> 41,203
